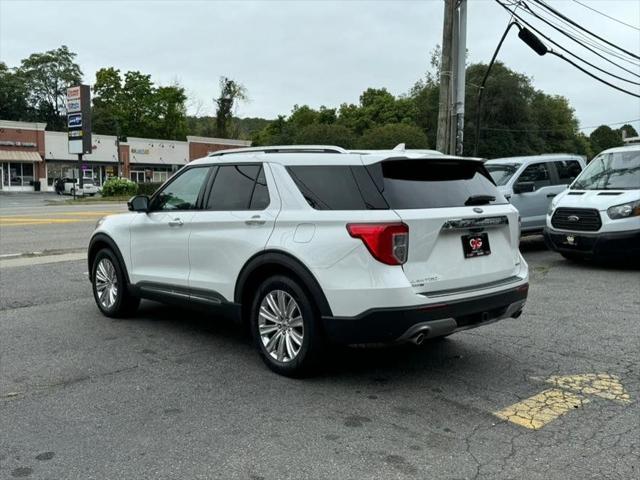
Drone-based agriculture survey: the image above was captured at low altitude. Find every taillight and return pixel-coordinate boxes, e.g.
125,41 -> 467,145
346,223 -> 409,265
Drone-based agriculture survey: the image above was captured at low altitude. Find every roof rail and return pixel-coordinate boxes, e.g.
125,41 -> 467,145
208,145 -> 348,156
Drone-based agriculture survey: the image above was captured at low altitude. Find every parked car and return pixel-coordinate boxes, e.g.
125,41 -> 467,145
88,145 -> 529,376
485,154 -> 585,234
544,145 -> 640,261
56,177 -> 99,196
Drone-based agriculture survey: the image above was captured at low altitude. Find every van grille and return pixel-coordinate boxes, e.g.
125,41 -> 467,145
551,208 -> 601,232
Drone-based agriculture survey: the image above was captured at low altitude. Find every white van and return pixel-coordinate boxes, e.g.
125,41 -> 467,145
544,145 -> 640,260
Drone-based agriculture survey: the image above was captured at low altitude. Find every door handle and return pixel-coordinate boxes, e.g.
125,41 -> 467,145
546,193 -> 557,198
168,218 -> 184,227
245,215 -> 266,226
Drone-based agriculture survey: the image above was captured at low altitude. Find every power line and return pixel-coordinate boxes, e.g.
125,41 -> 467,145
480,118 -> 640,133
496,0 -> 640,92
526,1 -> 640,66
571,0 -> 639,32
549,50 -> 640,98
517,2 -> 640,79
531,0 -> 640,60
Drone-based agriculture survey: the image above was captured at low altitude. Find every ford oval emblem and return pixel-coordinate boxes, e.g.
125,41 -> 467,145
568,215 -> 580,222
473,207 -> 484,214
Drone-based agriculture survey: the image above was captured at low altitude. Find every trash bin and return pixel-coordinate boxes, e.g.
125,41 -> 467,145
33,180 -> 41,192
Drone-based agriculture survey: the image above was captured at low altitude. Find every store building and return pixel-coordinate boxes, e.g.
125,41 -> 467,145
123,137 -> 188,183
122,136 -> 251,182
45,131 -> 119,190
0,120 -> 47,191
0,118 -> 252,190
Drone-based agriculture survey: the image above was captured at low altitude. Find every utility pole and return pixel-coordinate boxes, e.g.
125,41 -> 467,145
453,0 -> 467,156
436,0 -> 455,154
436,0 -> 467,155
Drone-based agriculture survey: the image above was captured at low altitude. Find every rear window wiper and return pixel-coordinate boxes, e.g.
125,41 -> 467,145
465,195 -> 496,206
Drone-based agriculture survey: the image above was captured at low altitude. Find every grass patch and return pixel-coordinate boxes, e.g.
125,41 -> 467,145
50,195 -> 130,205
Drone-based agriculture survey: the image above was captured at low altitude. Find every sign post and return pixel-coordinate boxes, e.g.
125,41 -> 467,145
66,85 -> 92,195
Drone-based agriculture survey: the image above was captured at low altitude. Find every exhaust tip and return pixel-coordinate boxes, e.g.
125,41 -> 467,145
412,332 -> 426,345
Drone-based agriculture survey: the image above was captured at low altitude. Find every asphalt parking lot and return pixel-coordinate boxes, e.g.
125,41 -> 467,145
0,198 -> 638,480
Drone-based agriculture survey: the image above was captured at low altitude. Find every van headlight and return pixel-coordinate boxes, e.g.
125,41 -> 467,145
607,200 -> 640,220
95,217 -> 106,229
547,198 -> 559,216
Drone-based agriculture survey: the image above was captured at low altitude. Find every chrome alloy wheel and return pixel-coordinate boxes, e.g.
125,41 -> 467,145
258,290 -> 304,362
95,258 -> 119,309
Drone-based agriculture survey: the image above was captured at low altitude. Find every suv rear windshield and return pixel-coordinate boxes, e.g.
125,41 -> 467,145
287,159 -> 506,210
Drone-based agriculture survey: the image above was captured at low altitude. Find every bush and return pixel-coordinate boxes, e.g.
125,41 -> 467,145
358,123 -> 429,149
101,178 -> 138,197
293,124 -> 356,149
136,182 -> 163,196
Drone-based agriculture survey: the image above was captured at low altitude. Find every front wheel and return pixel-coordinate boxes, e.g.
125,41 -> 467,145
91,248 -> 139,318
250,275 -> 324,377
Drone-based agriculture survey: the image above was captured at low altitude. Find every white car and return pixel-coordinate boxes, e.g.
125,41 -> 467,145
62,178 -> 99,196
544,144 -> 640,261
88,145 -> 529,376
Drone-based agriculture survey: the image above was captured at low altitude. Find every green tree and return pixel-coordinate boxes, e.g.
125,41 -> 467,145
92,68 -> 188,140
0,62 -> 32,121
215,77 -> 247,138
17,45 -> 82,130
589,125 -> 623,154
358,123 -> 428,149
294,124 -> 356,148
619,124 -> 638,140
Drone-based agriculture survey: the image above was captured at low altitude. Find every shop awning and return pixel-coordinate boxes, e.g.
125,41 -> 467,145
0,151 -> 43,162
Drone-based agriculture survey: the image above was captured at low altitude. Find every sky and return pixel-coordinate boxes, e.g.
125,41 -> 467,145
1,0 -> 639,135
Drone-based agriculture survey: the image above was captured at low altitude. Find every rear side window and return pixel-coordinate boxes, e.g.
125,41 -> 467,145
206,164 -> 269,210
367,159 -> 507,209
287,166 -> 387,210
555,160 -> 582,184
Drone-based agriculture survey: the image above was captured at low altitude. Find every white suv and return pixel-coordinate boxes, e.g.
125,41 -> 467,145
88,146 -> 529,376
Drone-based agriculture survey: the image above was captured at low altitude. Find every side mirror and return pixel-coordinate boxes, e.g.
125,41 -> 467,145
128,195 -> 149,212
513,181 -> 535,194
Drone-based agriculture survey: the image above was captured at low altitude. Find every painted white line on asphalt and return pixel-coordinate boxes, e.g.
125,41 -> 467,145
0,252 -> 86,269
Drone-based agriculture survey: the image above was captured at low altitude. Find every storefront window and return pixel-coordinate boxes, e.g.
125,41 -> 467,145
2,163 -> 8,187
10,164 -> 22,186
22,163 -> 34,185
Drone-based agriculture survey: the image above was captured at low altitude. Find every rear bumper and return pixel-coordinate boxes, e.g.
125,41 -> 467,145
322,284 -> 528,344
543,227 -> 640,258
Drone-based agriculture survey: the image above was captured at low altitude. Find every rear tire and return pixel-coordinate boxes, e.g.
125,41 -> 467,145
91,248 -> 140,318
250,275 -> 324,377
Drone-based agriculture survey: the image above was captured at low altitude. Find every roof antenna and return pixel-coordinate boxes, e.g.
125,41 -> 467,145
392,143 -> 406,151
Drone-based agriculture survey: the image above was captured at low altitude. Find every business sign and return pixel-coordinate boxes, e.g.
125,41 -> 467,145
68,113 -> 82,128
67,86 -> 81,99
67,85 -> 91,155
131,148 -> 150,155
67,98 -> 81,113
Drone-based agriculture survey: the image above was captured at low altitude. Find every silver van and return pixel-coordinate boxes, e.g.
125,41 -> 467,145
485,154 -> 586,234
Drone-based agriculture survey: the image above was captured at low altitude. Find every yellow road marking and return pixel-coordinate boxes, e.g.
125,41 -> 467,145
0,219 -> 96,226
494,373 -> 631,430
546,373 -> 631,403
494,388 -> 589,430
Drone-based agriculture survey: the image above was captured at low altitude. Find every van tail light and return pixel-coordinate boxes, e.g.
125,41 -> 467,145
346,223 -> 409,265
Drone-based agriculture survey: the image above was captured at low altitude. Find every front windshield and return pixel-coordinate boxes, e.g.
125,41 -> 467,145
572,150 -> 640,190
485,163 -> 519,186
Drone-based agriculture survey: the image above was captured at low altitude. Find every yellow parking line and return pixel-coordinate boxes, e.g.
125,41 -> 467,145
494,388 -> 589,430
0,219 -> 95,226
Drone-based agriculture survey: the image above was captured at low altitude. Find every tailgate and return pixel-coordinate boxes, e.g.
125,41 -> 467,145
397,206 -> 520,293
